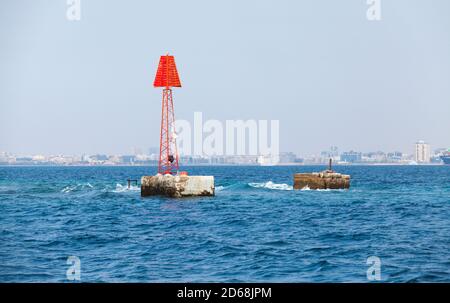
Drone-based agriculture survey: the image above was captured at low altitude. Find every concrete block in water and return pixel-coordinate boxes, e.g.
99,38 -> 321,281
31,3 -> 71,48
294,171 -> 350,190
141,174 -> 215,198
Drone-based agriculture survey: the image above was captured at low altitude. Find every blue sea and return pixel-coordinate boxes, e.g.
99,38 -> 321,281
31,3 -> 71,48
0,165 -> 449,282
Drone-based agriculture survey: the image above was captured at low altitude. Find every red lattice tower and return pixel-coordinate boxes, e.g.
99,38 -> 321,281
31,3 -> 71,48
153,54 -> 181,175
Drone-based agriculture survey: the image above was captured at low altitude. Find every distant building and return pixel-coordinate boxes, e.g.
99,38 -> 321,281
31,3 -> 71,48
415,141 -> 431,163
108,155 -> 121,164
257,155 -> 280,166
90,154 -> 109,162
320,146 -> 340,161
16,157 -> 33,162
431,148 -> 446,163
279,152 -> 297,163
0,152 -> 7,164
340,151 -> 362,163
121,155 -> 136,164
386,152 -> 403,162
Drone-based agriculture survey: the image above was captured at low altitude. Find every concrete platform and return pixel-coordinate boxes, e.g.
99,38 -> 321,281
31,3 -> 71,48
141,174 -> 215,198
294,170 -> 350,190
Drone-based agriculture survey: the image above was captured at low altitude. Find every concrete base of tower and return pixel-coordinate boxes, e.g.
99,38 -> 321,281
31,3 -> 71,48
141,174 -> 215,198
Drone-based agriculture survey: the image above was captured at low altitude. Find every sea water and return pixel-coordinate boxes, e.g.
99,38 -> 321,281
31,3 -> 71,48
0,165 -> 449,282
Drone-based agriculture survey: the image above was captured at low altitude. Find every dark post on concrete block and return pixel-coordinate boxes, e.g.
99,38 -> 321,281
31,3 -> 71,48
127,179 -> 138,189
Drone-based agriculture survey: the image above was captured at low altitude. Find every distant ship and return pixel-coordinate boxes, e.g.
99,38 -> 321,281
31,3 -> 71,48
440,150 -> 450,165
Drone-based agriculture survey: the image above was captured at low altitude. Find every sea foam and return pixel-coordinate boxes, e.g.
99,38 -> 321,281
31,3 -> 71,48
248,181 -> 293,191
112,183 -> 140,193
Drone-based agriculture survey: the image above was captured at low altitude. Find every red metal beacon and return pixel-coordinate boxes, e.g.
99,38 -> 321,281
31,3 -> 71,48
153,54 -> 181,175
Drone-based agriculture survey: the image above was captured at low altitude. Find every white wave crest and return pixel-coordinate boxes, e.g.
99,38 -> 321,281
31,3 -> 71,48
61,183 -> 94,193
112,183 -> 140,193
61,185 -> 76,193
248,181 -> 293,191
300,186 -> 344,192
215,186 -> 225,192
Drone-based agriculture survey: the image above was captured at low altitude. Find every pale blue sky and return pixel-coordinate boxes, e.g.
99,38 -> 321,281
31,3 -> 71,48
1,0 -> 450,156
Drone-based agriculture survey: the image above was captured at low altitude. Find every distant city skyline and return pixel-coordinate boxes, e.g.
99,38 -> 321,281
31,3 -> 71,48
1,1 -> 450,155
1,143 -> 448,161
0,140 -> 448,159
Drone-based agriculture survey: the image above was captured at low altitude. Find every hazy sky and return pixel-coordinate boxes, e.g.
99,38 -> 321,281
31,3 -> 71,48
1,0 -> 450,156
